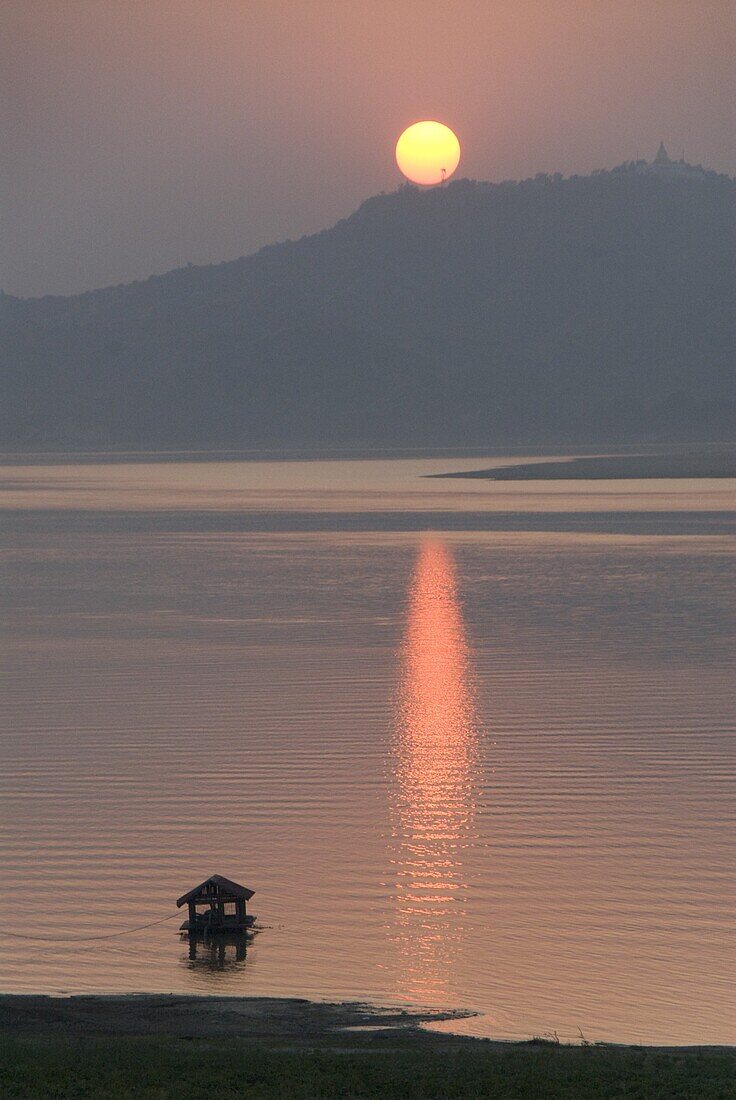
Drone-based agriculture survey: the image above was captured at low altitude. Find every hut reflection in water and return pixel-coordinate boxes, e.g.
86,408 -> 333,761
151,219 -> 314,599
184,931 -> 249,975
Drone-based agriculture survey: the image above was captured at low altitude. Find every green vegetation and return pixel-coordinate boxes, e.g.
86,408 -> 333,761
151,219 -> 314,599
1,1035 -> 734,1099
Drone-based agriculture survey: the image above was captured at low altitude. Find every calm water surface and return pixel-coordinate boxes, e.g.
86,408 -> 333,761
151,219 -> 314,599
1,455 -> 734,1044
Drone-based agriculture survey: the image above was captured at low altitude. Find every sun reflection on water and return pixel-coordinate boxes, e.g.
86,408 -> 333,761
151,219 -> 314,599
390,538 -> 480,1002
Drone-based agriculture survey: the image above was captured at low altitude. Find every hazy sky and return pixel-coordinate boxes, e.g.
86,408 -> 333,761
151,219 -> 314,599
3,0 -> 734,297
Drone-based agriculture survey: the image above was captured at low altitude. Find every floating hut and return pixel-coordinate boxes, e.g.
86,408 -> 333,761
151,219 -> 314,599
177,874 -> 255,934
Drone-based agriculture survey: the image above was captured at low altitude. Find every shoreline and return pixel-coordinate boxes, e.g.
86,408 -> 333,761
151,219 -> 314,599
0,994 -> 479,1047
0,994 -> 732,1052
3,995 -> 734,1098
429,449 -> 736,481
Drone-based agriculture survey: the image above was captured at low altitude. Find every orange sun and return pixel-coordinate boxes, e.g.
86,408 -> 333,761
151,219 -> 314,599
395,121 -> 461,186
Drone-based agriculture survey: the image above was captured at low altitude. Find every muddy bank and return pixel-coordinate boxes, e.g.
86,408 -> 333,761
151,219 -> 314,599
0,994 -> 478,1045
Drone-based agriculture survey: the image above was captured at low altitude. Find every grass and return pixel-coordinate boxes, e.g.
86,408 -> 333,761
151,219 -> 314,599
1,1035 -> 735,1099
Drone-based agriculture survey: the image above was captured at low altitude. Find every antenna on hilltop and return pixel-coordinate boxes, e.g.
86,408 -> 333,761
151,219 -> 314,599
440,167 -> 447,185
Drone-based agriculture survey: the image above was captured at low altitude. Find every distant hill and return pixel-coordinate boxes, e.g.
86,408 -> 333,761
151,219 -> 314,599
2,153 -> 734,447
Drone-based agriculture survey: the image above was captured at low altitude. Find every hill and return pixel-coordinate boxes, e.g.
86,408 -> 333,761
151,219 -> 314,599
2,155 -> 734,447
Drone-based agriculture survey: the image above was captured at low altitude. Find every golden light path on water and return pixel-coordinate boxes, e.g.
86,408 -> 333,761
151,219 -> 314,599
391,539 -> 480,1002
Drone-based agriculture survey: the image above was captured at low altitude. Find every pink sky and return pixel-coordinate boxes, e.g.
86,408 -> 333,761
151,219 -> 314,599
3,0 -> 734,296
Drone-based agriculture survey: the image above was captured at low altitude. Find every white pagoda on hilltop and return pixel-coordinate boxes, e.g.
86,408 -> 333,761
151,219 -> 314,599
635,142 -> 708,178
655,141 -> 673,165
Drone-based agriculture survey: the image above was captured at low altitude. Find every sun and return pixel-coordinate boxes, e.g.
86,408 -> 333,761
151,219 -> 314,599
395,121 -> 461,186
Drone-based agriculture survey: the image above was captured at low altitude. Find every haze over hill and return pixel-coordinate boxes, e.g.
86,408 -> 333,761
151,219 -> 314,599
2,151 -> 734,448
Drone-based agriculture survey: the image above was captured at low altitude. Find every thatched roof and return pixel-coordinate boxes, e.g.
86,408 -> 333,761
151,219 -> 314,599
176,874 -> 255,907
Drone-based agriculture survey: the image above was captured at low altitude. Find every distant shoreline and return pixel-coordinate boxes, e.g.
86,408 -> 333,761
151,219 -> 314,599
429,450 -> 736,481
1,444 -> 734,469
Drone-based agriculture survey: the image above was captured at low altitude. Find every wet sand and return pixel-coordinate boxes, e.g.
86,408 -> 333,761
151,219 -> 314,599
1,994 -> 732,1053
0,994 -> 477,1046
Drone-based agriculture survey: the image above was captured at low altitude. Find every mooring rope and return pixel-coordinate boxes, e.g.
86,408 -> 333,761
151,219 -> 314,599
0,912 -> 181,942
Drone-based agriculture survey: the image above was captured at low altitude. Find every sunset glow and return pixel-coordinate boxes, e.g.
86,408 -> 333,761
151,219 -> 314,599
5,0 -> 733,1068
391,539 -> 478,999
395,121 -> 461,186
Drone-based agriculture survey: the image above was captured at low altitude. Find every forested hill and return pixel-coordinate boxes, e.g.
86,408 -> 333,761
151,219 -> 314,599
2,161 -> 734,447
